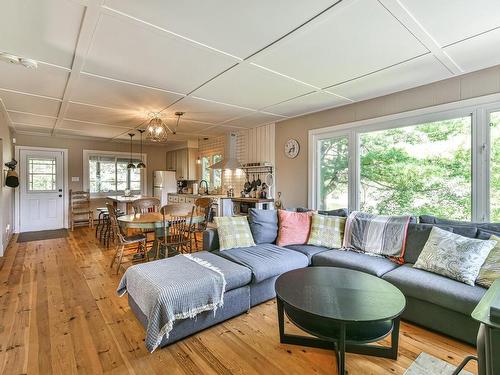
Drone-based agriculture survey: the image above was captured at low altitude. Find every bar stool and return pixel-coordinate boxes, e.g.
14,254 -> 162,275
95,207 -> 108,238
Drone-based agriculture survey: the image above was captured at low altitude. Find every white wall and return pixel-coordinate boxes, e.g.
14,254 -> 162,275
0,102 -> 14,255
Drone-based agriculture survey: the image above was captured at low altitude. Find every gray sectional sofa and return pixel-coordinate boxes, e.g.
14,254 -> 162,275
129,208 -> 500,348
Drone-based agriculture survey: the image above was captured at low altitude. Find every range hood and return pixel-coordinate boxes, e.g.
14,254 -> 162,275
210,132 -> 241,170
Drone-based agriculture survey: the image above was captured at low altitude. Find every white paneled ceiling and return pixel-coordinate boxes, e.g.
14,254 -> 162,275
83,12 -> 238,94
328,55 -> 452,102
264,92 -> 351,117
0,0 -> 84,68
103,0 -> 338,59
400,0 -> 500,47
1,0 -> 500,143
193,63 -> 312,109
250,0 -> 428,88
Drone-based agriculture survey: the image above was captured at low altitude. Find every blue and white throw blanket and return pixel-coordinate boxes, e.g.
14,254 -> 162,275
117,254 -> 226,352
343,211 -> 410,263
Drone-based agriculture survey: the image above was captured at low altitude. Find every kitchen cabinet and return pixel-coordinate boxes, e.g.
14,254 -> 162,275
166,148 -> 198,180
166,151 -> 176,170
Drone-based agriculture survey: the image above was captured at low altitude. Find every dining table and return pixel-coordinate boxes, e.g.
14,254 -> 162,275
106,194 -> 151,214
117,212 -> 205,260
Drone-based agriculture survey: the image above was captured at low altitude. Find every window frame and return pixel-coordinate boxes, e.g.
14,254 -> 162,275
200,153 -> 223,189
83,150 -> 147,198
309,95 -> 500,222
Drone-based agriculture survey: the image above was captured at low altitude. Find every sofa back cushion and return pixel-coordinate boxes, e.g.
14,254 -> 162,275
414,227 -> 496,286
248,209 -> 278,244
214,216 -> 255,251
343,211 -> 410,263
404,224 -> 454,264
419,215 -> 500,232
476,234 -> 500,288
276,210 -> 312,247
307,214 -> 346,249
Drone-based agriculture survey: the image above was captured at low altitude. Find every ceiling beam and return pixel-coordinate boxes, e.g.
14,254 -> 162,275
378,0 -> 463,75
51,0 -> 104,135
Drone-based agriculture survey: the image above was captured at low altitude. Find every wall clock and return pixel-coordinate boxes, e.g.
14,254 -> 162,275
284,139 -> 300,159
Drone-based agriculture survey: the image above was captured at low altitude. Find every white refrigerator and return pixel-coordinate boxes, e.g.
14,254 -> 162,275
153,170 -> 177,206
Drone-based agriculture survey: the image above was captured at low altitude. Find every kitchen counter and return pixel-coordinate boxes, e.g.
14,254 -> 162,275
169,193 -> 228,198
231,197 -> 274,203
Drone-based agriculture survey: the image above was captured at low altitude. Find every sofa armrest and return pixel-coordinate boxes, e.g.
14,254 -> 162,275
203,228 -> 219,252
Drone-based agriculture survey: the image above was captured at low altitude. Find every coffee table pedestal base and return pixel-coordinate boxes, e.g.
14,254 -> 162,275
277,298 -> 401,375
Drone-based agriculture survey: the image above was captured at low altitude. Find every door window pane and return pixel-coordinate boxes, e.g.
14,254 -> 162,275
490,112 -> 500,222
28,157 -> 56,191
318,136 -> 349,210
360,116 -> 472,220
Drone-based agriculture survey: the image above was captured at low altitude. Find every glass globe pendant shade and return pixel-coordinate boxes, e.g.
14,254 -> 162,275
146,117 -> 169,142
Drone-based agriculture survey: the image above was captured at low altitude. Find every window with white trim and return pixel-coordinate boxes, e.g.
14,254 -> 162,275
310,101 -> 500,222
201,154 -> 222,188
490,111 -> 500,222
84,151 -> 146,196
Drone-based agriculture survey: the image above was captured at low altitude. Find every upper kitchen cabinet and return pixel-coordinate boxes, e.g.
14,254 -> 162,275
166,148 -> 198,180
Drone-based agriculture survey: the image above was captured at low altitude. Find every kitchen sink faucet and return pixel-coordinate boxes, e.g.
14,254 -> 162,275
199,180 -> 209,195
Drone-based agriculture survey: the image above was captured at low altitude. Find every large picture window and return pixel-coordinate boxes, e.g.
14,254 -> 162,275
490,111 -> 500,222
84,151 -> 145,196
310,101 -> 500,222
359,117 -> 471,220
318,136 -> 349,210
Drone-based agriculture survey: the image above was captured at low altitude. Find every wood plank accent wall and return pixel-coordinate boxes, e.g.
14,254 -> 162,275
237,123 -> 275,165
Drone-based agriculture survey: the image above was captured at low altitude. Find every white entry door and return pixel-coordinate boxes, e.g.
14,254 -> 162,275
19,149 -> 65,232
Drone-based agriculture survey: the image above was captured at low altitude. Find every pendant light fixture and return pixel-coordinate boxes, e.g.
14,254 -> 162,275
136,129 -> 146,169
127,133 -> 136,169
146,111 -> 185,142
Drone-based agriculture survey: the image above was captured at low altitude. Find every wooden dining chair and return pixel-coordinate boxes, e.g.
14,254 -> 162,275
107,202 -> 146,274
132,197 -> 161,214
159,203 -> 195,256
69,190 -> 94,231
193,197 -> 214,251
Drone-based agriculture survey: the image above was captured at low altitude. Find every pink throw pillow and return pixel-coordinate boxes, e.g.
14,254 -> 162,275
276,210 -> 312,247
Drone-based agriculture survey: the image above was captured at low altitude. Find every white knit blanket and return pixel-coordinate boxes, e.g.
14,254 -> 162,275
117,254 -> 226,352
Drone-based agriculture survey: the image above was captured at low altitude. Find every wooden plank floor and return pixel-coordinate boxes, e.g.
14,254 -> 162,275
0,228 -> 478,374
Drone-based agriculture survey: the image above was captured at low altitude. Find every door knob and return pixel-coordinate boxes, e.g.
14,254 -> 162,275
58,188 -> 62,192
59,194 -> 62,197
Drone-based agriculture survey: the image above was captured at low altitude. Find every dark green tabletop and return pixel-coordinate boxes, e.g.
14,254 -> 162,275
275,267 -> 406,323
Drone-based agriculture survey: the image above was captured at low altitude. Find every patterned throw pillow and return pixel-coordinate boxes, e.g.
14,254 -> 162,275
476,234 -> 500,288
214,216 -> 255,251
307,214 -> 346,249
414,227 -> 497,285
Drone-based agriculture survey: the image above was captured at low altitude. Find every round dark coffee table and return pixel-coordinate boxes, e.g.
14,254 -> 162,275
275,267 -> 406,375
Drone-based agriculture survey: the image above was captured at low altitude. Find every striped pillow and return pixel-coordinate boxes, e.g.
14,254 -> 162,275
307,214 -> 346,249
214,216 -> 255,251
476,234 -> 500,288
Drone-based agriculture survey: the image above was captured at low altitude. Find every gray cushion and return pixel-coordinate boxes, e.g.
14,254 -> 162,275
215,244 -> 308,283
450,226 -> 478,238
311,249 -> 399,277
404,224 -> 454,264
382,264 -> 487,315
248,209 -> 278,244
194,251 -> 252,291
202,228 -> 220,252
318,208 -> 349,217
477,228 -> 500,239
419,215 -> 500,232
284,244 -> 330,264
